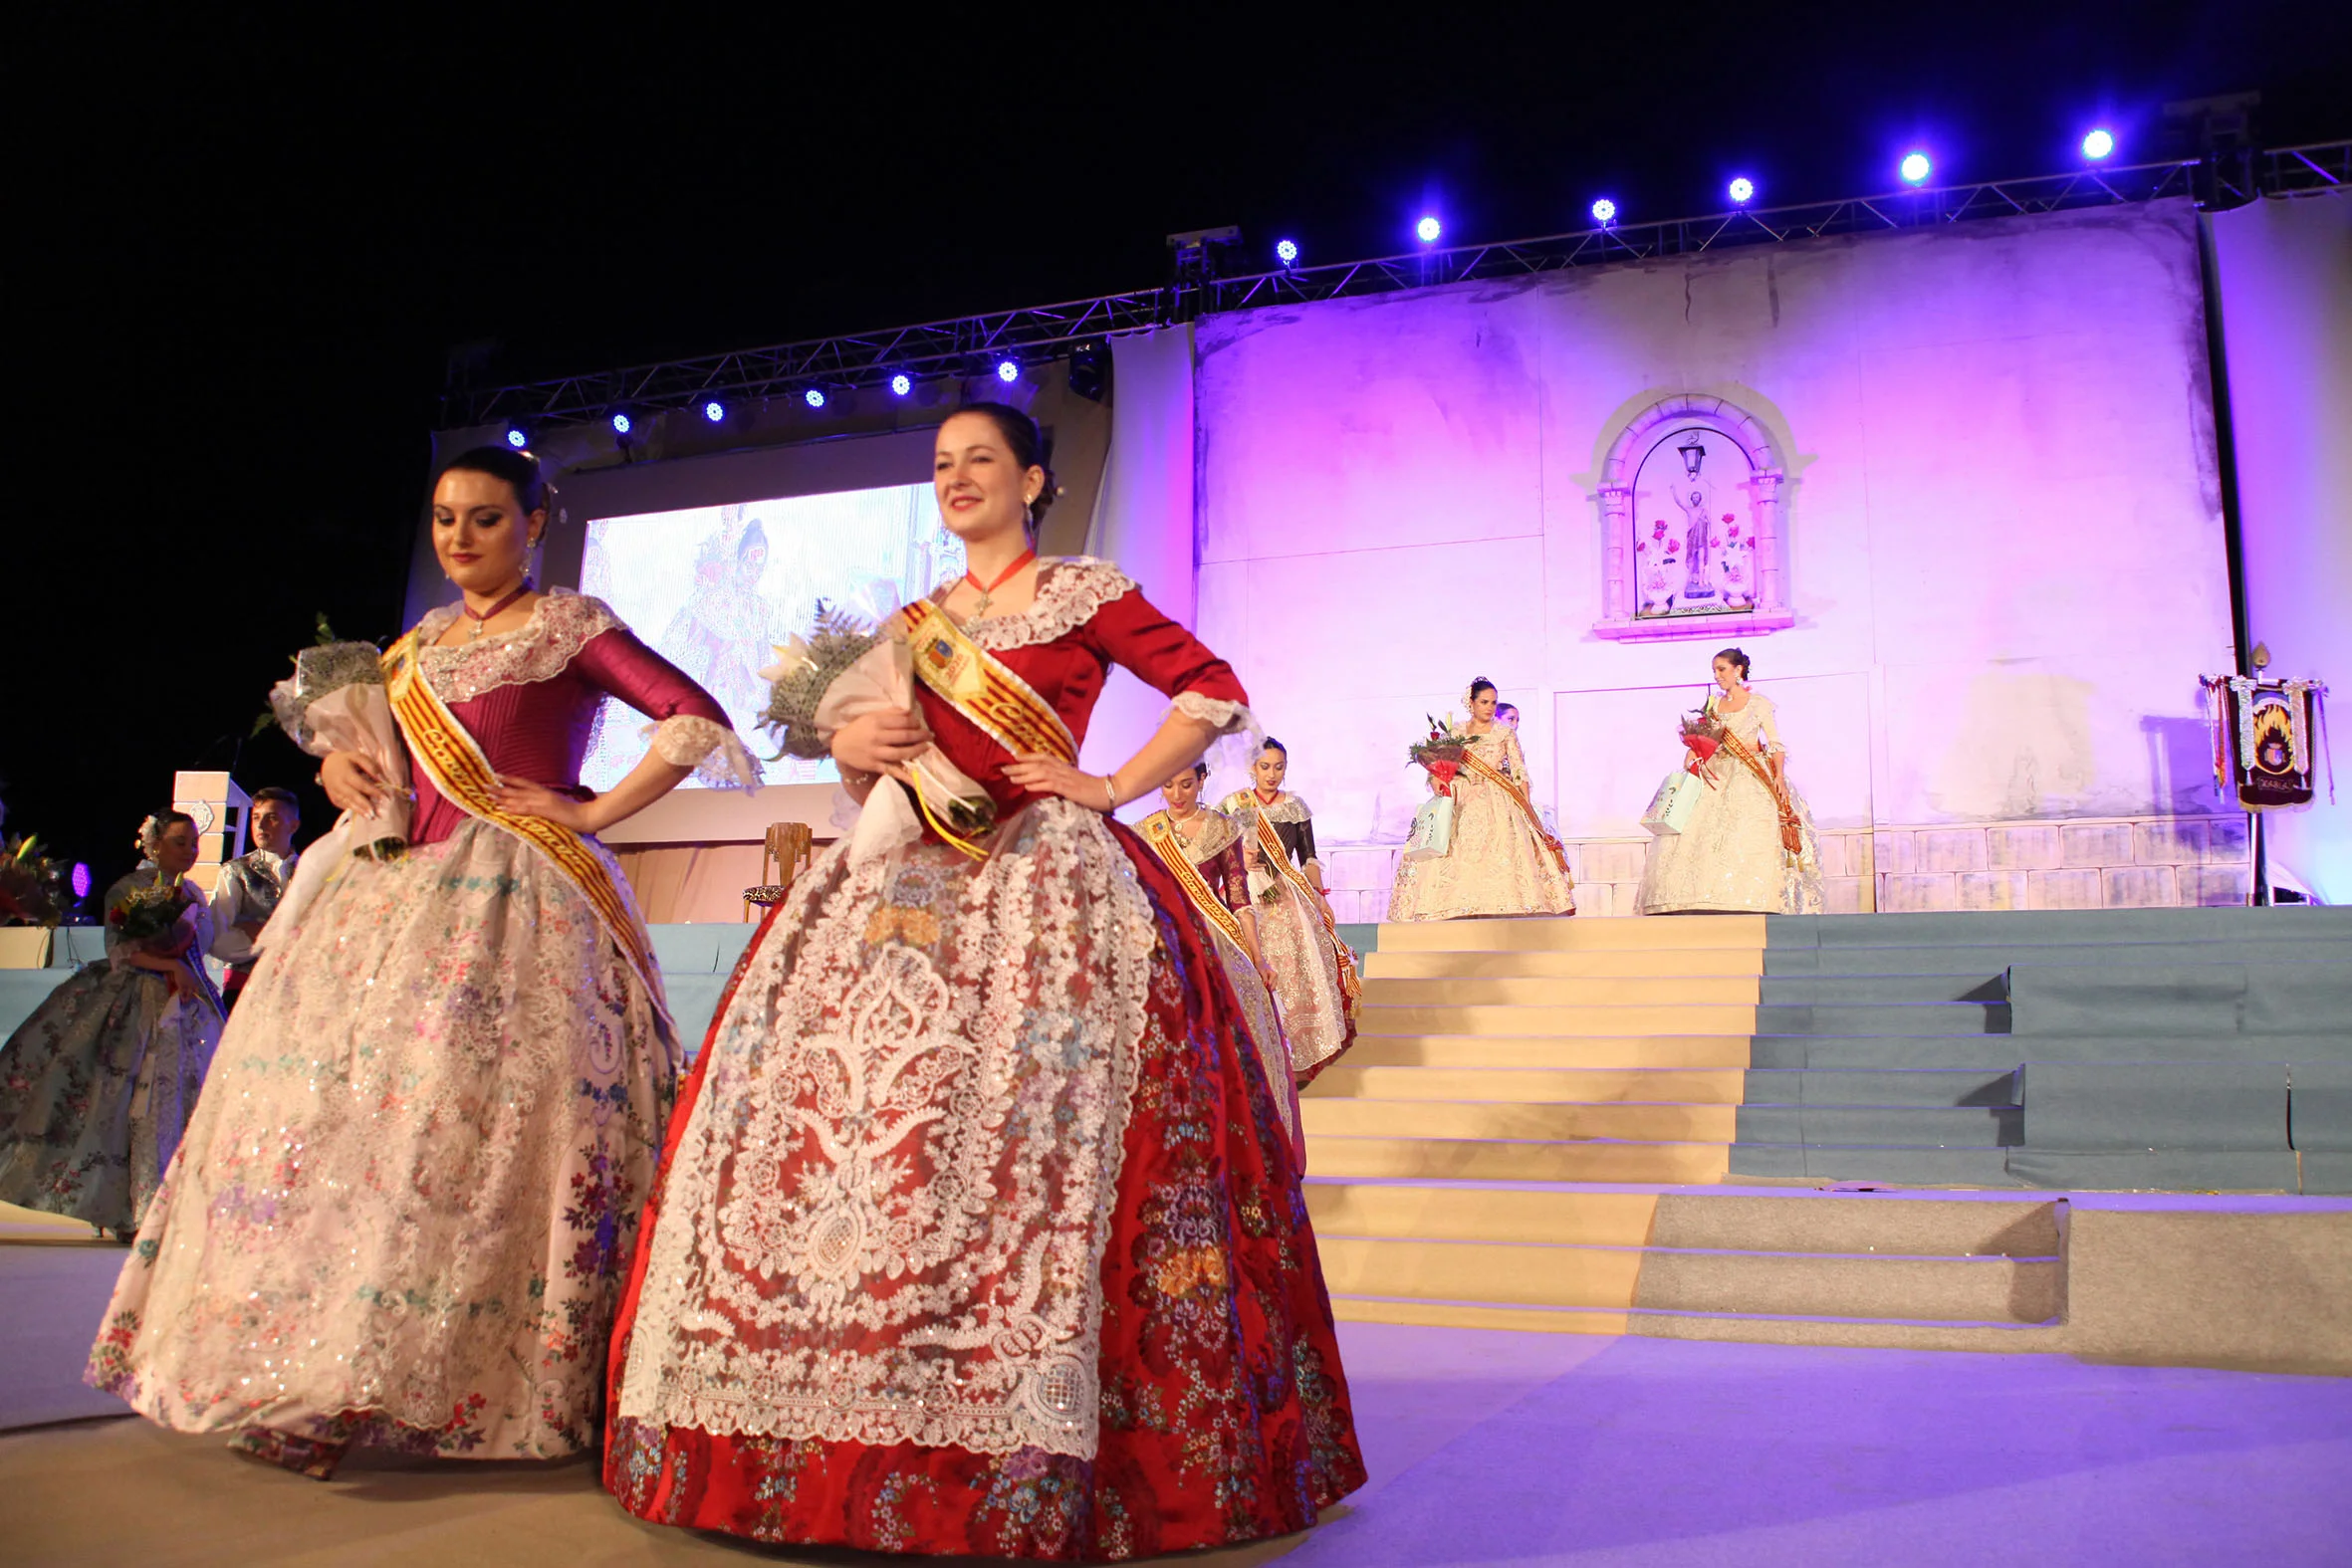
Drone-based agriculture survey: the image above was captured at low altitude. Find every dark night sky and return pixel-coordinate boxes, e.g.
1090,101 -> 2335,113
13,2 -> 2349,894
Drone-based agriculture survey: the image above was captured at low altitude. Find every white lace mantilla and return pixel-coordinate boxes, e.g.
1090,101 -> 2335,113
956,557 -> 1136,652
616,798 -> 1153,1458
414,589 -> 624,704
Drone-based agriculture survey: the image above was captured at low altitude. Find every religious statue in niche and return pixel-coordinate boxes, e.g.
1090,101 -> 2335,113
1632,426 -> 1757,619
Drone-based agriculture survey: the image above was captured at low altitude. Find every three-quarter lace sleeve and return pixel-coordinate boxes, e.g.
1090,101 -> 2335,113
573,627 -> 762,788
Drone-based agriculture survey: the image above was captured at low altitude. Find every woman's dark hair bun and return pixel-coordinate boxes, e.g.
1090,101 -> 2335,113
952,401 -> 1058,531
1468,677 -> 1499,700
1713,646 -> 1752,679
1259,736 -> 1289,758
438,446 -> 551,514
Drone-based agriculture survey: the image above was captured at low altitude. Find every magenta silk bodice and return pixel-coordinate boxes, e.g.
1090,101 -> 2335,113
406,592 -> 733,846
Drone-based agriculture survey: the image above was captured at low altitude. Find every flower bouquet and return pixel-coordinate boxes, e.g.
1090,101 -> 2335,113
1678,709 -> 1726,774
269,628 -> 411,860
108,873 -> 192,951
762,599 -> 994,864
1406,714 -> 1477,797
0,835 -> 66,926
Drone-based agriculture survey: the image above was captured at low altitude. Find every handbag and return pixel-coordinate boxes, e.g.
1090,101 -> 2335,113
1405,793 -> 1456,859
1640,770 -> 1704,835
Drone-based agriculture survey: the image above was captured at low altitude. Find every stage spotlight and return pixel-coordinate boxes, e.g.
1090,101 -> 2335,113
1729,177 -> 1756,205
1590,197 -> 1617,225
1899,150 -> 1932,185
996,358 -> 1020,383
702,399 -> 726,423
804,386 -> 826,408
2081,127 -> 2116,161
1416,215 -> 1442,244
1275,238 -> 1299,266
71,863 -> 92,901
504,426 -> 529,449
889,372 -> 913,397
609,410 -> 632,436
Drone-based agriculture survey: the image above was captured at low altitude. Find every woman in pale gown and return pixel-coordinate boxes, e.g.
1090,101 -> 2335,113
1386,680 -> 1576,922
1639,647 -> 1824,914
0,812 -> 223,1239
1138,763 -> 1302,1164
87,446 -> 755,1478
1219,740 -> 1359,1082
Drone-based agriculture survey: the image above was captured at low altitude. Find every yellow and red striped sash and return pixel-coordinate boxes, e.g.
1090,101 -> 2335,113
1459,744 -> 1572,877
381,629 -> 667,1016
1138,811 -> 1250,953
890,601 -> 1075,766
1241,798 -> 1362,1014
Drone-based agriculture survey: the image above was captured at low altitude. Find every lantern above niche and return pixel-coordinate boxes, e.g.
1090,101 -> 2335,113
1593,392 -> 1795,642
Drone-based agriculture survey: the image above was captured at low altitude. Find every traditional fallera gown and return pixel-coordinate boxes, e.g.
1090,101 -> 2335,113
1136,803 -> 1302,1162
1639,689 -> 1824,915
1219,787 -> 1360,1081
1386,726 -> 1577,921
87,589 -> 754,1465
0,871 -> 223,1232
606,557 -> 1364,1561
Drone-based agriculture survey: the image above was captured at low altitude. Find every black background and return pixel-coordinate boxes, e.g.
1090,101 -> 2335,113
13,2 -> 2348,899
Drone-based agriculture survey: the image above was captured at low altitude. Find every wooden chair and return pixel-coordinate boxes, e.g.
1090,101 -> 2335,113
743,820 -> 816,919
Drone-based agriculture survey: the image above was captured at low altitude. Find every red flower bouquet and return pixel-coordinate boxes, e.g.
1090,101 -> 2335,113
1407,714 -> 1476,796
1678,710 -> 1727,774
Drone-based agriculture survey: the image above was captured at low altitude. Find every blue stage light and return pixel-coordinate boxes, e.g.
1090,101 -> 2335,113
610,411 -> 632,436
996,358 -> 1020,383
504,426 -> 529,449
1590,197 -> 1617,225
1729,177 -> 1756,205
1275,238 -> 1299,266
2081,127 -> 2116,161
804,387 -> 826,408
1900,150 -> 1932,185
703,399 -> 726,423
1416,215 -> 1442,244
889,372 -> 913,396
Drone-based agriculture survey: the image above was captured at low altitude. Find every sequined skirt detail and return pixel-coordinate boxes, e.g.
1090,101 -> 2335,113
87,819 -> 678,1459
1638,757 -> 1825,915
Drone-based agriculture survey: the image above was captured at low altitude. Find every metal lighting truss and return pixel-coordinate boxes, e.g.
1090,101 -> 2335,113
446,141 -> 2350,431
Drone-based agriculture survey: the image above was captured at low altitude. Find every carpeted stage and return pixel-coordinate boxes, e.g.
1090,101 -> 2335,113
6,1191 -> 2350,1564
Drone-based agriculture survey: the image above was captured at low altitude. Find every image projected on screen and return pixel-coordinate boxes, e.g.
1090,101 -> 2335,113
577,483 -> 965,790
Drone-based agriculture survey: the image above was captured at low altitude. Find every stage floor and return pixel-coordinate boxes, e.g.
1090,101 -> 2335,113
4,1217 -> 2346,1566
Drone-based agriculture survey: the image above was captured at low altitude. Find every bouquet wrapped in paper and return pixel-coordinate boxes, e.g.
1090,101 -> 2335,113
762,598 -> 995,865
108,870 -> 195,951
1406,713 -> 1477,796
263,635 -> 412,943
1678,709 -> 1727,774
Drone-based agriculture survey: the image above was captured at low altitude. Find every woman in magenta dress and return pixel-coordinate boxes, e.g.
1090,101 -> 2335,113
88,447 -> 755,1477
605,404 -> 1364,1560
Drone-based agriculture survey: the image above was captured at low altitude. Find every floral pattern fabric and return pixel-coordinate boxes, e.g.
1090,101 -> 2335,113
1639,692 -> 1825,914
87,819 -> 677,1457
0,871 -> 222,1231
1386,729 -> 1578,921
1223,791 -> 1360,1080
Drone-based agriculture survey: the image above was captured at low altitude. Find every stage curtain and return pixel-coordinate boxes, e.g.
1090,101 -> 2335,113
2210,192 -> 2352,901
1079,326 -> 1201,818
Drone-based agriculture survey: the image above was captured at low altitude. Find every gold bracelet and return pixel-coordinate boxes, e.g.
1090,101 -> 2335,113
1101,773 -> 1118,812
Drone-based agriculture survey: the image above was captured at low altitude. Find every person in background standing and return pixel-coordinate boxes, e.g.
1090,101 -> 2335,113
208,786 -> 301,1012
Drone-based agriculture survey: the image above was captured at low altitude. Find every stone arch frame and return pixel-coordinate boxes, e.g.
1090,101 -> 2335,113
1593,392 -> 1794,641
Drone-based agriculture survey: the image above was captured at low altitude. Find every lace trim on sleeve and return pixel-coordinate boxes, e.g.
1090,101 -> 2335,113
963,558 -> 1138,651
645,715 -> 764,791
414,589 -> 625,704
1167,690 -> 1265,777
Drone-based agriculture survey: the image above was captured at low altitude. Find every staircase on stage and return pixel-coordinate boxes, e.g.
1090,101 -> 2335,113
1302,907 -> 2352,1374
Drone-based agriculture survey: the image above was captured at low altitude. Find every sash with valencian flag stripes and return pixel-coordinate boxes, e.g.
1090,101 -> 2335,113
1137,811 -> 1251,953
887,599 -> 1076,856
381,628 -> 670,1029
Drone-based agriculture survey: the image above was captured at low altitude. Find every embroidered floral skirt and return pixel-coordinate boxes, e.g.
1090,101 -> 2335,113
1638,759 -> 1825,915
87,820 -> 678,1458
606,800 -> 1364,1560
0,961 -> 220,1232
1386,773 -> 1577,922
1256,880 -> 1358,1083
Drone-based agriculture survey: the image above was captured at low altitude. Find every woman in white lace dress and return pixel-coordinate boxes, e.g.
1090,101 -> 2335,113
88,446 -> 756,1478
1386,680 -> 1577,921
1638,647 -> 1824,914
1219,741 -> 1360,1082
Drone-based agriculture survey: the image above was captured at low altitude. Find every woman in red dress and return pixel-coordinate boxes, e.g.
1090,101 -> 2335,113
605,404 -> 1364,1559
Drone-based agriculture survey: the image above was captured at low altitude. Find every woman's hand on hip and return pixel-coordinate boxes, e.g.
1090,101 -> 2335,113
490,777 -> 595,833
1003,752 -> 1115,811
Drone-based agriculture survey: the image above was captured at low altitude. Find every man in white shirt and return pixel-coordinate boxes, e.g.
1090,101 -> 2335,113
210,786 -> 301,1012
